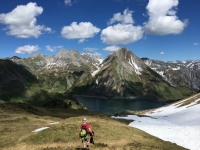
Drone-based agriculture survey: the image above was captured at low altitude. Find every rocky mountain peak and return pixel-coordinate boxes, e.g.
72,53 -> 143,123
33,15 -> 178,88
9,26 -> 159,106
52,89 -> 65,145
56,49 -> 71,58
56,49 -> 79,57
70,49 -> 79,54
112,48 -> 146,75
10,56 -> 21,60
143,59 -> 200,90
100,48 -> 145,76
116,47 -> 131,59
31,52 -> 44,58
4,47 -> 199,101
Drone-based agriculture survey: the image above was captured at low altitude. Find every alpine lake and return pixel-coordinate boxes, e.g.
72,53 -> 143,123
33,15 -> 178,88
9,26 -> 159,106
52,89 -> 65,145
76,96 -> 163,115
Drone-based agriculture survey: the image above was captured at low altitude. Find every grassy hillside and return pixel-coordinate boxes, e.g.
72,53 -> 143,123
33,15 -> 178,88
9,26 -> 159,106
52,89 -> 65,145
0,59 -> 37,101
0,102 -> 187,150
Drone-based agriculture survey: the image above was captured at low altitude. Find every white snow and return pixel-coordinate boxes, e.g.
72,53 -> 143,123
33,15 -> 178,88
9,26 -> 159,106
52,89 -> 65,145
172,66 -> 180,70
157,71 -> 164,76
97,58 -> 103,64
32,122 -> 60,132
144,60 -> 152,66
91,64 -> 109,77
187,63 -> 193,67
112,94 -> 200,150
49,122 -> 60,125
91,69 -> 100,77
32,127 -> 49,132
128,55 -> 142,75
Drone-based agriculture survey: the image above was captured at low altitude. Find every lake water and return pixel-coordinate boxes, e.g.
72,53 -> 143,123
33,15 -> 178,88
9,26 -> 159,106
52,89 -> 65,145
76,96 -> 163,115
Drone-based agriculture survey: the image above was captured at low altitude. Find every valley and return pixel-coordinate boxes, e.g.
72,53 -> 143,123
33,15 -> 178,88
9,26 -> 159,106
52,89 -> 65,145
0,48 -> 199,149
1,48 -> 199,105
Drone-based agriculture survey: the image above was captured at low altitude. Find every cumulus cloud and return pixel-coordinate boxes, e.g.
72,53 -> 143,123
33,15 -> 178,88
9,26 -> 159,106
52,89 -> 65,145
0,2 -> 52,38
46,45 -> 63,52
144,0 -> 188,35
101,8 -> 143,45
108,8 -> 134,25
61,22 -> 100,43
194,43 -> 199,46
64,0 -> 73,6
15,45 -> 40,54
101,24 -> 143,45
160,51 -> 165,55
103,45 -> 120,51
83,47 -> 99,52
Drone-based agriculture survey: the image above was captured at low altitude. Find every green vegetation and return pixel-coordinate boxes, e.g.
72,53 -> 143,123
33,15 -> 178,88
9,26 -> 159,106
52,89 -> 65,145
0,59 -> 37,102
1,56 -> 198,104
139,67 -> 196,101
0,58 -> 195,149
0,102 -> 187,150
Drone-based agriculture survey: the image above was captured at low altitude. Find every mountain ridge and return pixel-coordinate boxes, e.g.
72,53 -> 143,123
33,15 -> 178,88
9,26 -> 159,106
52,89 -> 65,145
142,58 -> 200,90
0,47 -> 198,104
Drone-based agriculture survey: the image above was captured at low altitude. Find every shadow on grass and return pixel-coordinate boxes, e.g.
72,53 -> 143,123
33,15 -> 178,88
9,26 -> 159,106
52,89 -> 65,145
75,142 -> 108,150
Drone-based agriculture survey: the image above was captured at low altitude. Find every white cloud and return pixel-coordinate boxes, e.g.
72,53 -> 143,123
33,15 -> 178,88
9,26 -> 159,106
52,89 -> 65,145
144,0 -> 188,35
46,45 -> 54,52
84,47 -> 99,52
103,45 -> 120,52
61,22 -> 100,43
160,51 -> 165,55
194,43 -> 199,46
64,0 -> 73,6
101,8 -> 143,45
101,24 -> 143,45
46,45 -> 63,52
108,8 -> 134,25
78,38 -> 86,43
0,2 -> 52,38
15,45 -> 40,54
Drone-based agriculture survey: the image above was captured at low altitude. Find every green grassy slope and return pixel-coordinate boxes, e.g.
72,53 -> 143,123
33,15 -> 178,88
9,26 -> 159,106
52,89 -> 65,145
0,102 -> 187,150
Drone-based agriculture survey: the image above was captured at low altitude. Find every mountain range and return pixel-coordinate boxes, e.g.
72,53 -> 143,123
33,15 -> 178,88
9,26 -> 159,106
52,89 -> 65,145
0,48 -> 199,105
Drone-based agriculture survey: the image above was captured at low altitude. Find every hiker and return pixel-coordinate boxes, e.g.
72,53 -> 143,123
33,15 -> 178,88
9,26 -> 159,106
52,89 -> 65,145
79,118 -> 94,149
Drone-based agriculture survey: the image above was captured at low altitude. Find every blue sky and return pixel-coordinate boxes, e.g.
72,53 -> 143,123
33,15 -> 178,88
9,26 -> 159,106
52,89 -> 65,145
0,0 -> 199,61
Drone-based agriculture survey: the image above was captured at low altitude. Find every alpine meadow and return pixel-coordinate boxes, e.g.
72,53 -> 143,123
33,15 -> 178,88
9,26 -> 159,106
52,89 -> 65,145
0,0 -> 200,150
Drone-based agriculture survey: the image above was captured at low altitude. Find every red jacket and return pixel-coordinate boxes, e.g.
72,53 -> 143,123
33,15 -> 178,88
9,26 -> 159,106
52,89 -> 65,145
80,123 -> 91,134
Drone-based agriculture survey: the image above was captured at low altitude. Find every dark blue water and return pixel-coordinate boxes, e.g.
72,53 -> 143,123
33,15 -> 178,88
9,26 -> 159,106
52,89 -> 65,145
76,97 -> 163,115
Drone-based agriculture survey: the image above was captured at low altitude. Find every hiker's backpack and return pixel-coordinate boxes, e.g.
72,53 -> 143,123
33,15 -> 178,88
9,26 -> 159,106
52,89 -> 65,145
80,124 -> 87,138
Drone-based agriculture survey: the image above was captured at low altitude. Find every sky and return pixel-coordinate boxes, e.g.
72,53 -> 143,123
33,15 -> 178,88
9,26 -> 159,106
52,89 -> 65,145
0,0 -> 199,61
113,93 -> 200,150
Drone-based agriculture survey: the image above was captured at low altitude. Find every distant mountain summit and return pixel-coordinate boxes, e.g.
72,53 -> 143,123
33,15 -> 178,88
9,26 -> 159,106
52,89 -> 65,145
142,58 -> 200,90
71,48 -> 196,101
13,49 -> 102,73
9,56 -> 21,60
2,47 -> 198,103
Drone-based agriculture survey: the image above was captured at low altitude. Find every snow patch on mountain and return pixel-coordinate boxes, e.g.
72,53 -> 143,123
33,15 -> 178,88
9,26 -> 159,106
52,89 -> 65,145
128,55 -> 143,75
32,127 -> 49,132
113,93 -> 200,150
172,66 -> 180,70
91,69 -> 100,77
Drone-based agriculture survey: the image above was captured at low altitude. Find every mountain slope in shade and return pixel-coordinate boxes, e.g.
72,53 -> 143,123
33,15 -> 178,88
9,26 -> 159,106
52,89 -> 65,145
0,59 -> 37,101
113,93 -> 200,150
73,48 -> 195,101
3,47 -> 197,103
